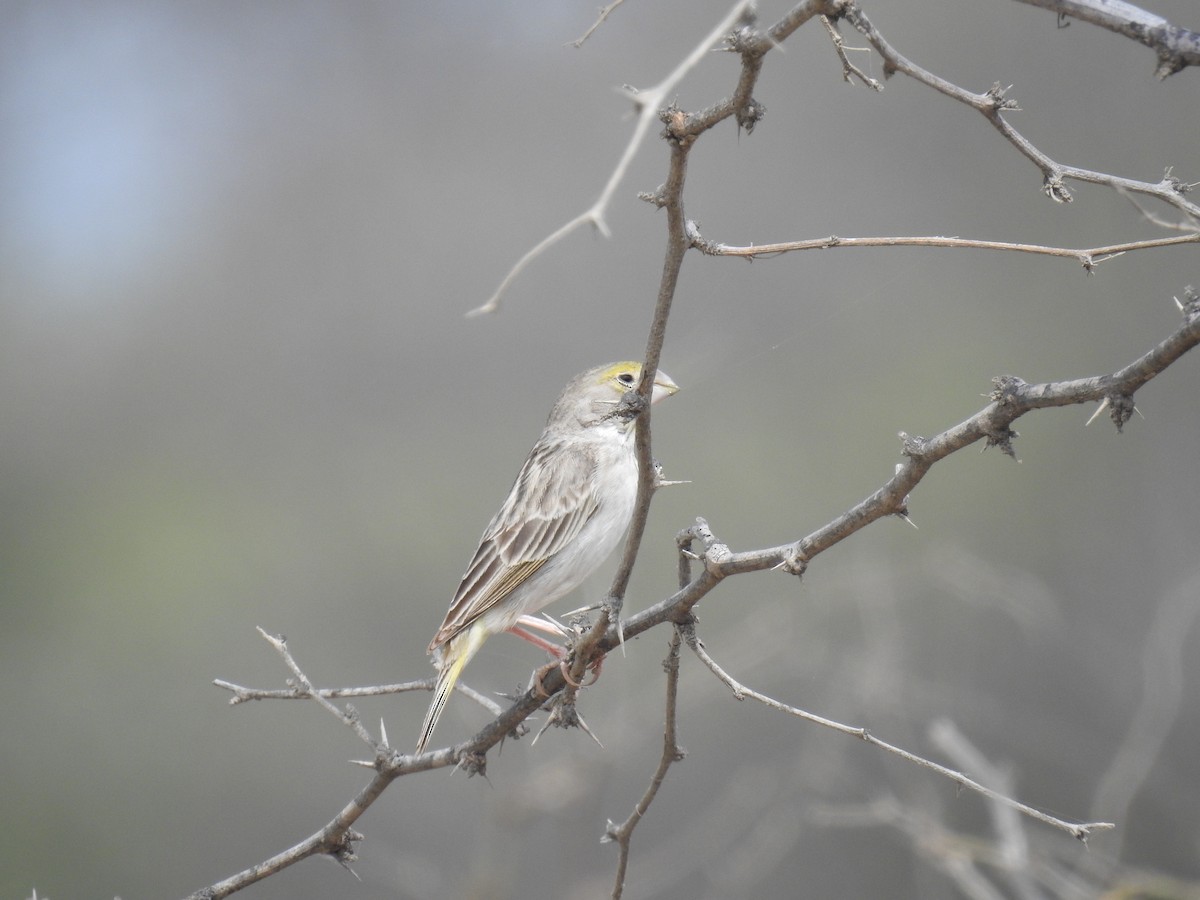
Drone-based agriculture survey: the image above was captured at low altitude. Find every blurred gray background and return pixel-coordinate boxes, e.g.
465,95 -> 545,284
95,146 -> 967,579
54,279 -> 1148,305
2,1 -> 1198,898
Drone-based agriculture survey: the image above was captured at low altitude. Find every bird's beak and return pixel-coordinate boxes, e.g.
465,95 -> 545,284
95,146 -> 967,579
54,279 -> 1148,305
650,370 -> 680,404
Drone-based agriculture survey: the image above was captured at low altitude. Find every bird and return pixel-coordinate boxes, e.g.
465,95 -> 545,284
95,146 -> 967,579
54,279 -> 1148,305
415,361 -> 679,754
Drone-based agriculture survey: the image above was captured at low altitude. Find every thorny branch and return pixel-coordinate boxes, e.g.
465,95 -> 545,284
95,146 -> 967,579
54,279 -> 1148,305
836,3 -> 1200,215
198,286 -> 1199,898
479,0 -> 1197,316
466,0 -> 758,317
603,630 -> 686,900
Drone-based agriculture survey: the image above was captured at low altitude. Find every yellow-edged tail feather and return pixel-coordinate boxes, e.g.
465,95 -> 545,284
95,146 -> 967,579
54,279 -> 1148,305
415,621 -> 489,754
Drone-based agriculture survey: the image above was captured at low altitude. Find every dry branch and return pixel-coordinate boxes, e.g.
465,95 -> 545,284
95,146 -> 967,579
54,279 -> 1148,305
1013,0 -> 1200,78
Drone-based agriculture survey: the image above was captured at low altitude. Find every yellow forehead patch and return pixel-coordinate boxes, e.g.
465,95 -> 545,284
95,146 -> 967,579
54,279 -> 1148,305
599,361 -> 642,382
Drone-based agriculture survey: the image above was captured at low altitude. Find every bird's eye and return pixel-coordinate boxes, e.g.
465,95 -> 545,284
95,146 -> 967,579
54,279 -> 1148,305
618,372 -> 635,385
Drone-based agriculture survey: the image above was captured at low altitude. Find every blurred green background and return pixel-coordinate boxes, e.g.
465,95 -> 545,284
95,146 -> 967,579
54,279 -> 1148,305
2,1 -> 1198,898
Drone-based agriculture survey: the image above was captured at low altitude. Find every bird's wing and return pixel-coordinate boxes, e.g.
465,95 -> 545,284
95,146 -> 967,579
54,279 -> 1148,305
429,435 -> 600,651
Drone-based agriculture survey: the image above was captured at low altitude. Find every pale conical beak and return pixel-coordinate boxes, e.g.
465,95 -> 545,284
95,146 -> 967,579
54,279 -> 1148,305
651,369 -> 679,404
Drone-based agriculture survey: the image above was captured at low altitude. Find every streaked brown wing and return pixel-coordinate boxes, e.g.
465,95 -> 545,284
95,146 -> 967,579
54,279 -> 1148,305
429,435 -> 599,651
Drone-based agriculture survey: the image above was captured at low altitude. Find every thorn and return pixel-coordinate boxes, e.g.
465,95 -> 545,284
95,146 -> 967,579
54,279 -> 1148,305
531,715 -> 553,745
653,458 -> 691,488
1085,397 -> 1110,426
350,759 -> 376,768
575,709 -> 605,748
335,857 -> 362,881
379,718 -> 390,749
538,613 -> 572,637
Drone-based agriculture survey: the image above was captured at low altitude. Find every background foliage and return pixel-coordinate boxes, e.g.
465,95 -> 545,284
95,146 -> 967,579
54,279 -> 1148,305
1,1 -> 1197,897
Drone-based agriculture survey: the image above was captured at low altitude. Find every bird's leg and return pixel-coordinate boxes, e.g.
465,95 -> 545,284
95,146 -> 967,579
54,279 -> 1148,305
510,619 -> 571,698
508,618 -> 567,657
512,614 -> 604,696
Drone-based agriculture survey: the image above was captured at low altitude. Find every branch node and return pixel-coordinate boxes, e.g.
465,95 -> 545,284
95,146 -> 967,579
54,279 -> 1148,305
984,81 -> 1020,112
820,13 -> 883,90
1163,168 -> 1193,195
457,750 -> 488,778
898,431 -> 928,458
1043,173 -> 1073,203
989,375 -> 1027,404
772,544 -> 808,578
638,185 -> 668,208
327,828 -> 363,868
703,540 -> 732,574
736,96 -> 767,134
658,103 -> 694,147
984,426 -> 1020,460
531,684 -> 603,746
1104,393 -> 1137,433
720,6 -> 762,55
685,219 -> 718,255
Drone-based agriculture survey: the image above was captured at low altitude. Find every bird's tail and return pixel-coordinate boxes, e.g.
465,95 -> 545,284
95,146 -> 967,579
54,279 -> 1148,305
415,622 -> 487,754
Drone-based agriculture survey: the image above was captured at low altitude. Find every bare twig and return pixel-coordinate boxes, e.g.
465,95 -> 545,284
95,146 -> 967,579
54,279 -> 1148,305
253,627 -> 378,748
185,630 -> 430,898
469,0 -> 757,316
214,677 -> 433,704
692,227 -> 1200,272
217,666 -> 503,718
604,630 -> 686,899
820,14 -> 882,89
840,2 -> 1200,216
682,621 -> 1114,842
568,0 -> 627,48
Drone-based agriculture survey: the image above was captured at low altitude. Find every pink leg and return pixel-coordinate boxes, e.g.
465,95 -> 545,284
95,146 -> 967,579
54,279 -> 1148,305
509,615 -> 605,696
508,624 -> 566,658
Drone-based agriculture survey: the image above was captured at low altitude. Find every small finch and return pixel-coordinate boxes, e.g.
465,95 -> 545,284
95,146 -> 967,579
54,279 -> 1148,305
415,361 -> 679,754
